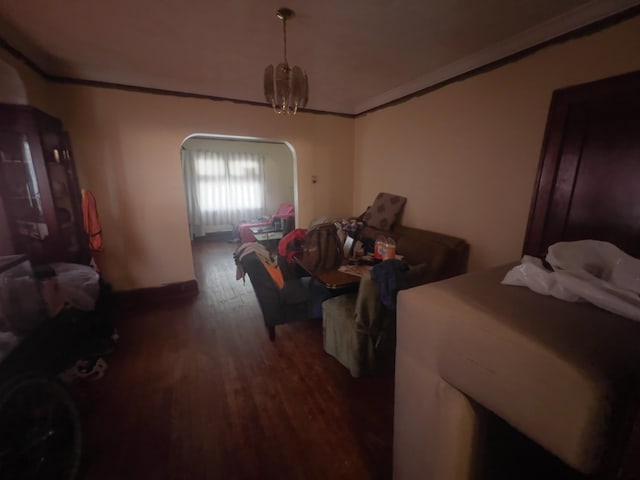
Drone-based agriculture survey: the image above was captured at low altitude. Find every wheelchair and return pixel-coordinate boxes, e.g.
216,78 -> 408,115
0,256 -> 87,480
0,372 -> 82,480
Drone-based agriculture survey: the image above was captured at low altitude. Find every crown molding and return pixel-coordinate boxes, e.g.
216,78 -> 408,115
0,39 -> 356,119
1,0 -> 637,118
354,0 -> 640,115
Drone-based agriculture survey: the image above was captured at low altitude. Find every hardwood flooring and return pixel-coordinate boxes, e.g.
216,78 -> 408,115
75,240 -> 394,479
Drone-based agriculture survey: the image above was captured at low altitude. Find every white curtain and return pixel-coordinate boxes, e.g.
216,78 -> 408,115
182,149 -> 266,237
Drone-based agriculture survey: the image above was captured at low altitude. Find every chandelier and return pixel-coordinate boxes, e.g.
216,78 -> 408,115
264,8 -> 308,115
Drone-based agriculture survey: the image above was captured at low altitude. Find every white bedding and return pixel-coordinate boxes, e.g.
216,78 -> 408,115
503,240 -> 640,321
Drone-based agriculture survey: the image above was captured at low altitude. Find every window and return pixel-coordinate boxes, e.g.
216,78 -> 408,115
183,150 -> 266,236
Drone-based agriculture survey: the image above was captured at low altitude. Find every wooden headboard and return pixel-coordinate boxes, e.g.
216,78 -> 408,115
523,70 -> 640,259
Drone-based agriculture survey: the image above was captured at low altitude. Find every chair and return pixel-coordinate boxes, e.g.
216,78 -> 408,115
240,252 -> 329,340
237,203 -> 295,244
322,271 -> 397,378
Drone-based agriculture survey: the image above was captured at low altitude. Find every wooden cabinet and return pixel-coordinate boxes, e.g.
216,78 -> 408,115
0,104 -> 88,265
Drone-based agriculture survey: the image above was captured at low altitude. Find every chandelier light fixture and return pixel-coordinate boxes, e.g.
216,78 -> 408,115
264,7 -> 308,115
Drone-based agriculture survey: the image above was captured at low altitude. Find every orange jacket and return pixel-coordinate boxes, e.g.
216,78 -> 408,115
81,189 -> 103,252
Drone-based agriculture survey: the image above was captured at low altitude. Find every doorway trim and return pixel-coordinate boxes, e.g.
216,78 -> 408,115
180,132 -> 299,234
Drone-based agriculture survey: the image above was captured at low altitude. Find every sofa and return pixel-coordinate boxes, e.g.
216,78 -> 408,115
322,225 -> 469,377
361,224 -> 469,280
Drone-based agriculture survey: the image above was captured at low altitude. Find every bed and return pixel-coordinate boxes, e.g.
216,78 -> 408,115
393,70 -> 640,480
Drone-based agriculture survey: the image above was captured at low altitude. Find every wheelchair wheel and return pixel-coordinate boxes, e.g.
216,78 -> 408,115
0,374 -> 82,480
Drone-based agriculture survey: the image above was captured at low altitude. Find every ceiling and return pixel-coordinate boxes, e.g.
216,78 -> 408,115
0,0 -> 638,116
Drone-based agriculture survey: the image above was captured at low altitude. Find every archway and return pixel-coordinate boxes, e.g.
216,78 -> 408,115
180,133 -> 297,276
0,56 -> 28,105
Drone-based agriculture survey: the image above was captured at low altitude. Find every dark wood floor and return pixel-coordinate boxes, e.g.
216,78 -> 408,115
75,240 -> 394,479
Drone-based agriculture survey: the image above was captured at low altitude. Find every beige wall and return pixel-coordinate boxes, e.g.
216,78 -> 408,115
2,15 -> 638,288
46,87 -> 353,290
353,16 -> 640,272
1,49 -> 354,290
0,50 -> 50,111
182,138 -> 294,218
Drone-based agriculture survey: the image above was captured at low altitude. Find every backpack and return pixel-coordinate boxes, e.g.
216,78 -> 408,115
300,223 -> 343,272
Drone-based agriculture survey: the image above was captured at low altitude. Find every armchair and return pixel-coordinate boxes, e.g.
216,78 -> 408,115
240,252 -> 329,340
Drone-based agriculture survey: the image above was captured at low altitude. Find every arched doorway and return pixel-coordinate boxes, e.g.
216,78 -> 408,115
180,134 -> 297,276
181,134 -> 297,238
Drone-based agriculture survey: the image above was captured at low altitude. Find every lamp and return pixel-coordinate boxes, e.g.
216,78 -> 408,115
264,7 -> 308,115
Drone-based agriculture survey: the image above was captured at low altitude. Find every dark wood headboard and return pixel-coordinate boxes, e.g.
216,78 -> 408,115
523,70 -> 640,259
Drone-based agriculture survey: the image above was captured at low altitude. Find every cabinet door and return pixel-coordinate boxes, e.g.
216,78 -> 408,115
0,130 -> 49,257
0,105 -> 89,264
44,138 -> 86,261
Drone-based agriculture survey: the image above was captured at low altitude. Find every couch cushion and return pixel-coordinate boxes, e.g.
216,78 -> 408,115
359,224 -> 469,281
393,226 -> 468,280
363,192 -> 406,230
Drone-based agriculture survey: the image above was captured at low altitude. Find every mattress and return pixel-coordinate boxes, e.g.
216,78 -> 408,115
397,263 -> 640,474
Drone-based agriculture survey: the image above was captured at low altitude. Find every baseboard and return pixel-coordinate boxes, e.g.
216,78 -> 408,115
112,279 -> 199,310
192,231 -> 235,242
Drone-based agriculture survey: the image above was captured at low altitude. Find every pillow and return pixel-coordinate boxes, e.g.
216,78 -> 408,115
363,192 -> 407,230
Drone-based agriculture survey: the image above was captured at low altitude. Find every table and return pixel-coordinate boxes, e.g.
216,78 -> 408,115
249,226 -> 284,248
294,255 -> 362,290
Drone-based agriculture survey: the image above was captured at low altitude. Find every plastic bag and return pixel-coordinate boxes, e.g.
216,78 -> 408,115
547,240 -> 640,294
502,255 -> 581,301
50,262 -> 100,311
502,241 -> 640,322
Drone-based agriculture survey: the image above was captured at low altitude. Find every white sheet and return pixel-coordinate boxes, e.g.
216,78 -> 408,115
502,240 -> 640,321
